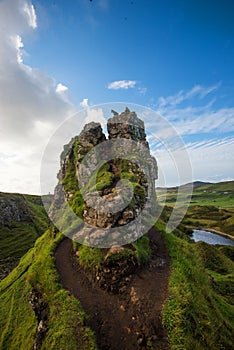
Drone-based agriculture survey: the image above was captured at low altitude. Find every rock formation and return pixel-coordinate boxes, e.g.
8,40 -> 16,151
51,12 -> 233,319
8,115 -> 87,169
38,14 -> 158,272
0,195 -> 31,225
50,108 -> 158,248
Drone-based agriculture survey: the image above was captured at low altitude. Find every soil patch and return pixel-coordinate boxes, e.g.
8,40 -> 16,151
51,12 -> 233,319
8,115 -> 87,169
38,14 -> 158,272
55,227 -> 170,350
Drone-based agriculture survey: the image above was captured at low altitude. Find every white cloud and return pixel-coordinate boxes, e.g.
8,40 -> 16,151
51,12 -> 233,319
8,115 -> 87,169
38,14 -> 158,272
84,107 -> 106,127
56,83 -> 68,94
173,107 -> 234,135
146,85 -> 234,186
108,80 -> 136,90
0,0 -> 75,194
154,137 -> 234,187
23,1 -> 37,29
14,34 -> 24,63
186,137 -> 234,183
154,84 -> 234,135
158,83 -> 220,109
80,98 -> 89,108
138,86 -> 147,95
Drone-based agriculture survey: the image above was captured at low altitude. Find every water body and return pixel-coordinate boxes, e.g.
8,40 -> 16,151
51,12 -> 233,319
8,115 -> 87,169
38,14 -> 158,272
191,230 -> 234,246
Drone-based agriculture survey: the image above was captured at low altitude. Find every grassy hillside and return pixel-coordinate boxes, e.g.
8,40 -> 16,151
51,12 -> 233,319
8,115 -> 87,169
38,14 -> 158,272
0,228 -> 97,350
0,192 -> 49,259
0,181 -> 233,349
1,223 -> 233,349
0,192 -> 49,280
157,220 -> 234,349
157,181 -> 234,236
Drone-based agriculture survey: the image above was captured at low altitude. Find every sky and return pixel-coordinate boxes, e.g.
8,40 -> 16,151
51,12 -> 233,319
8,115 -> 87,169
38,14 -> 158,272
0,0 -> 233,194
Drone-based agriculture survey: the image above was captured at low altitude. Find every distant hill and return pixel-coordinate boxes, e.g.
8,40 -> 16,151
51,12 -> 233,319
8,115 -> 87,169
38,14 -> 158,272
156,180 -> 234,235
196,180 -> 234,192
188,180 -> 212,189
156,180 -> 233,191
156,180 -> 211,191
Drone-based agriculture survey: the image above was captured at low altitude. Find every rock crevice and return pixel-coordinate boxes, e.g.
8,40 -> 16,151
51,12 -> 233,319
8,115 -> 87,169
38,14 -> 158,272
29,289 -> 48,350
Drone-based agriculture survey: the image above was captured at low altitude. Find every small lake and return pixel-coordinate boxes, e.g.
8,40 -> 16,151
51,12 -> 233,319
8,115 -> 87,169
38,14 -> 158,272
191,230 -> 234,246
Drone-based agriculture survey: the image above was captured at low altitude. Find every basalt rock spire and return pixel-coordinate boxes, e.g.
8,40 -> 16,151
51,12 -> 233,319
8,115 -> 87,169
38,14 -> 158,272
50,108 -> 158,247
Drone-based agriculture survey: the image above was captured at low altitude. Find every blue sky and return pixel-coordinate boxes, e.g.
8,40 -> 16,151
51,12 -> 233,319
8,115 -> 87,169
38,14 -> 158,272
0,0 -> 233,193
27,0 -> 234,107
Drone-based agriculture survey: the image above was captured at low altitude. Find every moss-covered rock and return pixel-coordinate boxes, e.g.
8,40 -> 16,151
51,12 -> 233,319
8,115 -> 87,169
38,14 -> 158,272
50,108 -> 158,287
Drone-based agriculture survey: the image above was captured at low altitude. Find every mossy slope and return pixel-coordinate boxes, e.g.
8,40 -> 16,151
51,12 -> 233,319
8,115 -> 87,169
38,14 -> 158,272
0,192 -> 49,260
160,220 -> 234,349
0,229 -> 97,350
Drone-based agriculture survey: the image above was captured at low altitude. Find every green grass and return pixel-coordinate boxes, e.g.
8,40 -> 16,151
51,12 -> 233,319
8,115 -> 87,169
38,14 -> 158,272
78,245 -> 105,269
60,146 -> 84,219
104,248 -> 135,264
197,181 -> 234,192
1,177 -> 233,349
132,235 -> 151,265
76,235 -> 151,271
0,229 -> 97,350
0,222 -> 43,259
85,163 -> 115,193
157,181 -> 234,209
182,205 -> 234,236
159,220 -> 234,349
157,181 -> 234,236
0,193 -> 49,260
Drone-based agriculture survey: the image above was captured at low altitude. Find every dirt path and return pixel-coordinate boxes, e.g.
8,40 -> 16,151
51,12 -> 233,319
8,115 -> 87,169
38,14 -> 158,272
55,227 -> 170,350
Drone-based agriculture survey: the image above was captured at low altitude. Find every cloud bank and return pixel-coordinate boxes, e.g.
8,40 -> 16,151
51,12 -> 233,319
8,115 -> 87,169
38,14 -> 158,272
0,0 -> 74,194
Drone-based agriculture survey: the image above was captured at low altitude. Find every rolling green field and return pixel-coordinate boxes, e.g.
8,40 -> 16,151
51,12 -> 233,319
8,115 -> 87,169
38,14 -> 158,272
157,181 -> 234,236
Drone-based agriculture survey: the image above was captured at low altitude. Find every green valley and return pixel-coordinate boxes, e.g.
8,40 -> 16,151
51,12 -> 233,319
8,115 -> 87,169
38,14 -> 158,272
157,181 -> 234,236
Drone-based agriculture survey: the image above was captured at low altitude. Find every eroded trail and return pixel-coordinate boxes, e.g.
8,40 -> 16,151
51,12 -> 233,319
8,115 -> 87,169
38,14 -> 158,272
55,228 -> 170,350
